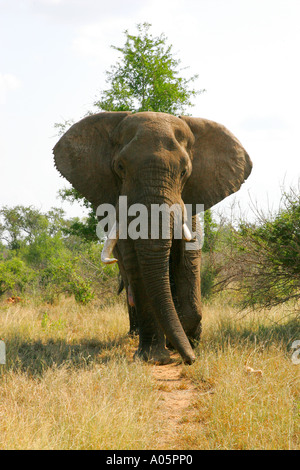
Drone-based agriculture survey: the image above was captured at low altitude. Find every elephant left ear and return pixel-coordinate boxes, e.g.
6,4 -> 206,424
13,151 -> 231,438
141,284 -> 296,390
180,116 -> 252,211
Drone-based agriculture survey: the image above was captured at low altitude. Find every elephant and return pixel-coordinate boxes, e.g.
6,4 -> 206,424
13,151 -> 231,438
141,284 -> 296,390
53,111 -> 252,365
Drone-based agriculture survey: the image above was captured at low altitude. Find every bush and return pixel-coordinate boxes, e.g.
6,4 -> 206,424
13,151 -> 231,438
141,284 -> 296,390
200,209 -> 228,300
201,259 -> 218,300
216,184 -> 300,312
0,206 -> 120,304
0,257 -> 35,296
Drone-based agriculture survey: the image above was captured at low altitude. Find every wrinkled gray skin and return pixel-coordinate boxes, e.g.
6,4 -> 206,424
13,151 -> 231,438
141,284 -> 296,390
54,112 -> 252,365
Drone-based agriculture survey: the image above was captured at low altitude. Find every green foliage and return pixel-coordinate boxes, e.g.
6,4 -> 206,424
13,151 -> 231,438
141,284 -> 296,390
201,209 -> 221,299
0,257 -> 34,296
0,206 -> 67,251
95,23 -> 204,114
200,262 -> 218,300
41,311 -> 66,330
57,188 -> 98,242
0,206 -> 46,251
211,185 -> 300,313
202,209 -> 218,253
0,205 -> 119,304
234,188 -> 300,310
40,253 -> 94,304
23,232 -> 65,267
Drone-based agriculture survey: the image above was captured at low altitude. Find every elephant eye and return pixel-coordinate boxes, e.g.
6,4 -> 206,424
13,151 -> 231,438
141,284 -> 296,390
114,160 -> 125,178
175,128 -> 185,143
181,169 -> 187,178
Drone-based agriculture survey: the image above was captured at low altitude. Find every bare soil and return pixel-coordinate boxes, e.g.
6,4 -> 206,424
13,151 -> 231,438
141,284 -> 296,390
151,354 -> 198,449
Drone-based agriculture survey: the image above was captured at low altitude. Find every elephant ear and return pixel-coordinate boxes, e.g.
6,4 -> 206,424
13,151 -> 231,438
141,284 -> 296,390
180,116 -> 252,211
53,112 -> 131,208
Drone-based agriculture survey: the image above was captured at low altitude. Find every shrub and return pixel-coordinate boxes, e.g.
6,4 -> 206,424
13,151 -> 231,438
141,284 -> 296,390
216,184 -> 300,312
0,206 -> 119,304
201,209 -> 227,299
0,257 -> 35,296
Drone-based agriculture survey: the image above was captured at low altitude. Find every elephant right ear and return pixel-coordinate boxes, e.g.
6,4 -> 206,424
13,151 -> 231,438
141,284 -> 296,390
53,112 -> 131,208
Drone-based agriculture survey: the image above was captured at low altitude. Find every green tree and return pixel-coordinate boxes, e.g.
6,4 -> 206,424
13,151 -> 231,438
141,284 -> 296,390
57,22 -> 205,241
0,206 -> 66,251
57,188 -> 99,242
95,22 -> 204,114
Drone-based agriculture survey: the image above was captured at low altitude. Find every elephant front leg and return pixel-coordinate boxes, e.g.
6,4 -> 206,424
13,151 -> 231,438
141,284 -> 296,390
171,235 -> 202,347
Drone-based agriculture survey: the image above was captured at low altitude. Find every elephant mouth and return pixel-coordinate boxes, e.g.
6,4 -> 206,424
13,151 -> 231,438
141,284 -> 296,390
101,219 -> 193,264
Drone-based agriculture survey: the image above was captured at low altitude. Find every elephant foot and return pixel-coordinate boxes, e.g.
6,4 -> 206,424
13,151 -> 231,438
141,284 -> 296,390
134,345 -> 172,365
128,327 -> 139,337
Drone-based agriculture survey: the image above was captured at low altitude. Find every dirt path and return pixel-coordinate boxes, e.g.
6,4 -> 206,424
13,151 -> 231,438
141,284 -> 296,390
151,355 -> 198,449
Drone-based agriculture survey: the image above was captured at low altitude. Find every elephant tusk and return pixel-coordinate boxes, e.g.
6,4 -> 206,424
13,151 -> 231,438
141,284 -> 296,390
182,223 -> 192,242
101,221 -> 119,264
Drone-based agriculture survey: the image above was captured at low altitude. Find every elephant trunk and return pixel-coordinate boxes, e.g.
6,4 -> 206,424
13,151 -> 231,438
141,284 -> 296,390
135,239 -> 195,364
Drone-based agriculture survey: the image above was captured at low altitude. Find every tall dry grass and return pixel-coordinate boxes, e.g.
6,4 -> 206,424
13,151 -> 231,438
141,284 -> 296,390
0,298 -> 160,450
180,301 -> 300,450
0,296 -> 299,450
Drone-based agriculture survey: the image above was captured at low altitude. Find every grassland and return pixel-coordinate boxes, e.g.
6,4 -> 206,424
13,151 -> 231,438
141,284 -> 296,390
0,296 -> 299,450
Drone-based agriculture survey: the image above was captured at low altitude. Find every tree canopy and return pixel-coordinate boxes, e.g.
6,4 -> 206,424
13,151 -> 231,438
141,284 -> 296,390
94,22 -> 204,115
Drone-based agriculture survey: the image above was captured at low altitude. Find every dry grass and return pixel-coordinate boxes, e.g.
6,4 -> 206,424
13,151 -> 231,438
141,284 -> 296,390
179,301 -> 300,450
0,296 -> 299,450
0,298 -> 160,450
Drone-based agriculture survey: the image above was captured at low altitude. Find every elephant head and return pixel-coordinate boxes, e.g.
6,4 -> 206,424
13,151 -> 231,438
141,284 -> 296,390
53,111 -> 252,364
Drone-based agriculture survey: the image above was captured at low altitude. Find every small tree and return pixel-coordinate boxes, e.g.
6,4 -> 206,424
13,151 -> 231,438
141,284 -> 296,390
95,22 -> 203,114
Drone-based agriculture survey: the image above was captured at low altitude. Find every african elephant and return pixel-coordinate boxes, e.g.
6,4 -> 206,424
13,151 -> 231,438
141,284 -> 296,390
53,111 -> 252,365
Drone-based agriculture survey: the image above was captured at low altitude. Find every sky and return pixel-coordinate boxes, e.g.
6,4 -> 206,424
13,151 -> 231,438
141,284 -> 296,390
1,0 -> 300,221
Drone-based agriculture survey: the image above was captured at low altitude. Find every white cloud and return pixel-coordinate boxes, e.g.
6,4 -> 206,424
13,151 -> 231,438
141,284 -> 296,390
0,73 -> 22,103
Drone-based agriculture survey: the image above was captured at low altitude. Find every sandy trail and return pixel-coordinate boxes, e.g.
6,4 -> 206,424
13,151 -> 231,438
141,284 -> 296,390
151,356 -> 198,449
